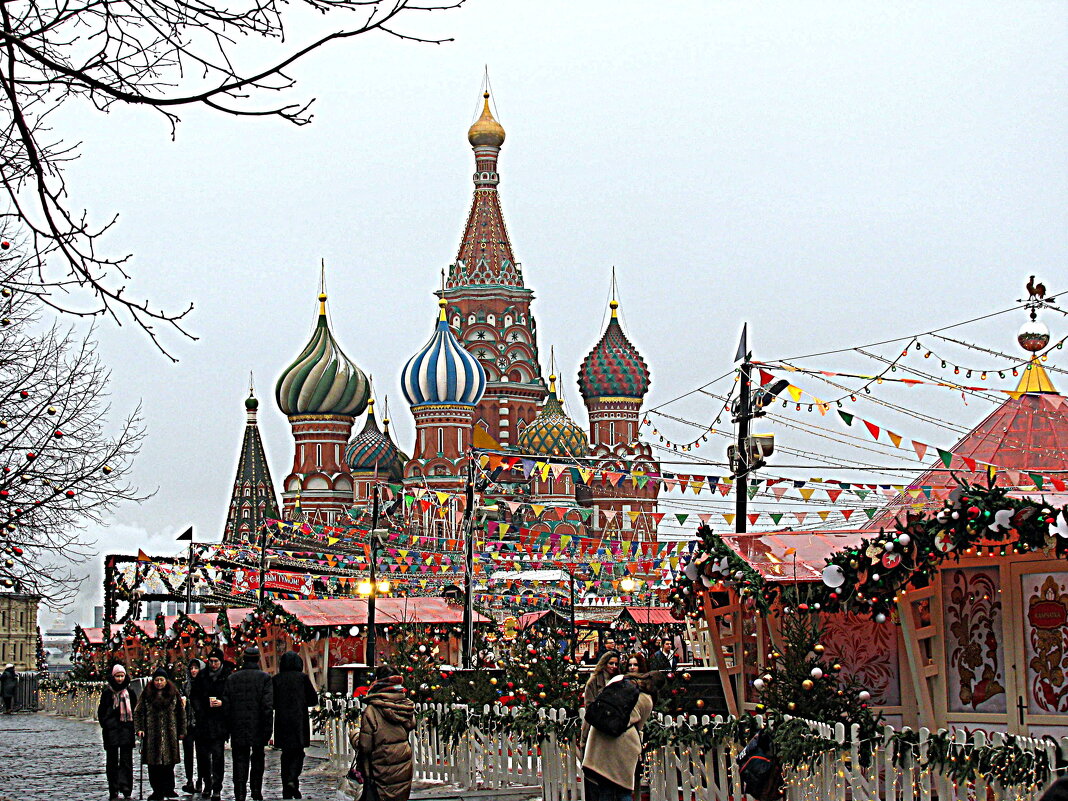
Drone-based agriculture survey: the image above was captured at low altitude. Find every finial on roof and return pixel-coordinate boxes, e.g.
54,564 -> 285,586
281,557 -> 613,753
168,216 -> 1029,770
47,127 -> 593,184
438,297 -> 448,322
1015,313 -> 1057,394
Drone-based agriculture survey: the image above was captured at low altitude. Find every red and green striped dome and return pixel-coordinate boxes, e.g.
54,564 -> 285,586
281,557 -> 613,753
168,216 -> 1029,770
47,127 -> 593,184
578,301 -> 651,401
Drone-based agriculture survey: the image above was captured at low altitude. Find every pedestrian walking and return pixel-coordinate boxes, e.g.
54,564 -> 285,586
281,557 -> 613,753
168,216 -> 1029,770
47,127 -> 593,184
224,646 -> 273,801
191,648 -> 234,801
579,650 -> 620,752
649,639 -> 678,673
357,665 -> 416,801
1,663 -> 17,714
272,651 -> 318,799
99,663 -> 141,800
181,659 -> 209,796
134,666 -> 187,801
192,649 -> 234,799
582,672 -> 661,801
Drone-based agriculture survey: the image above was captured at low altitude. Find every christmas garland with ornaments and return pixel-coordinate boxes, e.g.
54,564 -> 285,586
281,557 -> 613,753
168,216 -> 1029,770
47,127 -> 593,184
670,479 -> 1068,620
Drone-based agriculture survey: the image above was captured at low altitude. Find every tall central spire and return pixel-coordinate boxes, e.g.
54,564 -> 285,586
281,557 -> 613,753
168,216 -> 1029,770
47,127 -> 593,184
449,91 -> 522,288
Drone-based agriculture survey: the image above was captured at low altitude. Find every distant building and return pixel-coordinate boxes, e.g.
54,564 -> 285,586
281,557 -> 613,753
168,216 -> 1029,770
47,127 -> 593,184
0,593 -> 41,670
93,605 -> 104,629
42,613 -> 74,671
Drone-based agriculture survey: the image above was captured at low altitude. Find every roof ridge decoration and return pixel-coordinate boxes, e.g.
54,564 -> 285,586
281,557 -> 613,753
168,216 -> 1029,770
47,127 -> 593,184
276,290 -> 370,417
402,298 -> 487,407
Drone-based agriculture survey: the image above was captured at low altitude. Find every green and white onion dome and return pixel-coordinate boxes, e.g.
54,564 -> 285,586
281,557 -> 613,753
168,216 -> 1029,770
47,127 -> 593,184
276,293 -> 370,416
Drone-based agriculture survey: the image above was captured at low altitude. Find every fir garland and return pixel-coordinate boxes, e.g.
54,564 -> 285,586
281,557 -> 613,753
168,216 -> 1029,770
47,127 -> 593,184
671,480 -> 1068,621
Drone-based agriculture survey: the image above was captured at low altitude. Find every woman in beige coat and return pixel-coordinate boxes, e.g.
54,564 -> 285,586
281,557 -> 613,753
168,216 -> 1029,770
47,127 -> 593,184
579,650 -> 620,752
581,672 -> 661,801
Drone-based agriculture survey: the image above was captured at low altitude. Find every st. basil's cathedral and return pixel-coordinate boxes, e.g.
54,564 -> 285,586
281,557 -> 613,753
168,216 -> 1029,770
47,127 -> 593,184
222,91 -> 661,548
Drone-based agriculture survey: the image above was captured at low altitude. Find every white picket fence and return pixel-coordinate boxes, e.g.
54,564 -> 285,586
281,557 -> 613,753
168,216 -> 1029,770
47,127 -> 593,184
320,698 -> 1068,801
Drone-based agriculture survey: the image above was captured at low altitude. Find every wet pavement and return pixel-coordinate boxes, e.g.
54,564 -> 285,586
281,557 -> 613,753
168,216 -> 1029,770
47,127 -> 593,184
0,713 -> 342,801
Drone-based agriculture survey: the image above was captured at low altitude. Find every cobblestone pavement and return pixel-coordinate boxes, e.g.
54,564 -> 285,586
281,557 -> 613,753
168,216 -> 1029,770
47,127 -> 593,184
0,713 -> 342,801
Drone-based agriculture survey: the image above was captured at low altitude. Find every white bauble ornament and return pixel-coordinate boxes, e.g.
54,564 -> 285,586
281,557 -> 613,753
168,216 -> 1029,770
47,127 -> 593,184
821,565 -> 845,588
858,690 -> 871,702
875,613 -> 887,623
810,668 -> 823,679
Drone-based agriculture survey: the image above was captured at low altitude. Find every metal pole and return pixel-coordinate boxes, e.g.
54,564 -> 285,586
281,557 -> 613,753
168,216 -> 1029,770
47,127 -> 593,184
257,522 -> 269,606
736,357 -> 753,536
185,530 -> 195,614
366,484 -> 380,667
462,459 -> 475,669
569,572 -> 576,657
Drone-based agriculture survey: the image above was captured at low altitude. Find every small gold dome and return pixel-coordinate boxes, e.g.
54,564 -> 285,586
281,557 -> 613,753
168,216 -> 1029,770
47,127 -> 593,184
468,92 -> 506,148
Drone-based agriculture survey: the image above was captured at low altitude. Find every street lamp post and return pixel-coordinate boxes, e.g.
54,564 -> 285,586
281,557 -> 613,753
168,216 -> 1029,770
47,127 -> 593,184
364,485 -> 381,667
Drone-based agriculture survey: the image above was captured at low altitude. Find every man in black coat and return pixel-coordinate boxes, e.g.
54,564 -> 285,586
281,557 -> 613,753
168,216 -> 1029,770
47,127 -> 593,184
224,646 -> 274,801
649,638 -> 679,673
272,651 -> 318,799
191,648 -> 234,801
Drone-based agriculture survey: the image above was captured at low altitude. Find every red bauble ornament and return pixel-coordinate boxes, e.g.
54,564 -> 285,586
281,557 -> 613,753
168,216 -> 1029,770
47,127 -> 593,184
967,506 -> 981,519
25,452 -> 35,460
53,430 -> 63,438
1,241 -> 9,249
65,490 -> 75,497
19,390 -> 28,398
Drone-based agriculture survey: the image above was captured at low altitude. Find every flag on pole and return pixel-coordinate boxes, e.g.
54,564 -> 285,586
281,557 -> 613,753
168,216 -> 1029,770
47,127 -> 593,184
177,526 -> 194,541
735,323 -> 750,364
137,549 -> 151,562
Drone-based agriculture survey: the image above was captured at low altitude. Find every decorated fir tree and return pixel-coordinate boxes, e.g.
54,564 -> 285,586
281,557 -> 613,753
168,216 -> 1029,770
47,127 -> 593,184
500,620 -> 580,709
752,607 -> 881,755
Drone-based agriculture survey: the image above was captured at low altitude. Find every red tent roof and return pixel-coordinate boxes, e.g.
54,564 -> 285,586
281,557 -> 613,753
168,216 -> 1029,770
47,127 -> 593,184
276,597 -> 490,627
869,387 -> 1068,528
719,531 -> 869,583
619,607 -> 684,625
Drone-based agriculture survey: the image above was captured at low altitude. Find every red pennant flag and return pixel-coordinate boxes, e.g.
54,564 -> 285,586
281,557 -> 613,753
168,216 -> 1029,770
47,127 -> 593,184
759,369 -> 775,386
863,420 -> 880,440
840,509 -> 854,521
747,513 -> 760,525
961,456 -> 977,472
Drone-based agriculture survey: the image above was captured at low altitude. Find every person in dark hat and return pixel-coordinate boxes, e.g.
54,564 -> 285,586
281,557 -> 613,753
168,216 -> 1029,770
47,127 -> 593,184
224,646 -> 273,801
191,648 -> 234,801
134,666 -> 186,800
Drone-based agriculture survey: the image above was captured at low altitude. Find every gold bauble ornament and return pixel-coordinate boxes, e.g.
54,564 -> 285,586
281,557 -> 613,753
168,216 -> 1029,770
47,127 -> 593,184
802,679 -> 815,691
787,702 -> 796,711
813,644 -> 825,654
490,678 -> 497,685
695,699 -> 705,709
538,692 -> 546,699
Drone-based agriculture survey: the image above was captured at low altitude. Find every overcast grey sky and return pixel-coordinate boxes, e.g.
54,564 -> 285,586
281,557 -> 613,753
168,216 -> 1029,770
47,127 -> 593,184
58,1 -> 1066,622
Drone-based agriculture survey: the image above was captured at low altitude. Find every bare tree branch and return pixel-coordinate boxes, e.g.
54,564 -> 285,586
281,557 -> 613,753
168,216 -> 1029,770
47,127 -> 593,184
0,0 -> 461,358
0,237 -> 148,608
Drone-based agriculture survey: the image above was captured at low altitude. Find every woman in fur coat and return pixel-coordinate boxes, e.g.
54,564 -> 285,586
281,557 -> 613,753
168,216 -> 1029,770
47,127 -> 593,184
134,666 -> 187,800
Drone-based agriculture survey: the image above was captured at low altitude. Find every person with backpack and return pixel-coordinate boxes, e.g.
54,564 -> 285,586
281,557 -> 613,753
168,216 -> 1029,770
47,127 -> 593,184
581,672 -> 660,801
579,651 -> 620,752
358,664 -> 417,801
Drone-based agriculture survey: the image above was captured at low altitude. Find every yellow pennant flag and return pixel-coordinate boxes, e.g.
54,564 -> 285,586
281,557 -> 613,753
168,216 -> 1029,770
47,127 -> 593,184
723,513 -> 736,525
799,487 -> 815,501
887,431 -> 903,448
787,384 -> 803,402
817,511 -> 831,522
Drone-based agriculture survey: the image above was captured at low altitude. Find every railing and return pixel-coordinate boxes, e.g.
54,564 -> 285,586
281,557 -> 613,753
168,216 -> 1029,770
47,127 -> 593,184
10,673 -> 39,712
319,701 -> 1068,801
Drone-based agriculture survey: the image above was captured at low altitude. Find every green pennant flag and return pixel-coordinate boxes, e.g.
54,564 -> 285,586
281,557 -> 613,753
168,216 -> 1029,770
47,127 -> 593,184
747,485 -> 759,500
937,449 -> 953,468
854,489 -> 870,500
863,508 -> 878,519
769,512 -> 784,525
1029,472 -> 1045,489
404,494 -> 415,507
922,486 -> 932,499
578,508 -> 594,522
838,410 -> 854,426
675,514 -> 689,526
635,475 -> 649,489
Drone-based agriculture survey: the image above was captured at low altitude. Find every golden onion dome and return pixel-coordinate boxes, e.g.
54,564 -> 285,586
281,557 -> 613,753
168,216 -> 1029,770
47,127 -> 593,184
518,375 -> 590,458
468,92 -> 506,148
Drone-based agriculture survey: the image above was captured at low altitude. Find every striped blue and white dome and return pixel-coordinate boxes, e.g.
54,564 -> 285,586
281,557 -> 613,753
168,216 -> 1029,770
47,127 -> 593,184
402,299 -> 487,407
